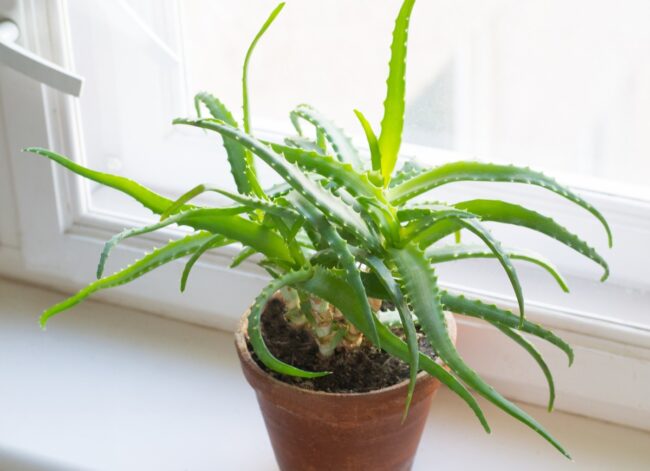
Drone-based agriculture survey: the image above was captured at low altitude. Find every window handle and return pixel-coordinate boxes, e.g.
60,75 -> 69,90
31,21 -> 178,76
0,19 -> 83,97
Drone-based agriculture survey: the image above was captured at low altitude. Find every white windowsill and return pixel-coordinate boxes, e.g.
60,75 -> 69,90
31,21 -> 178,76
1,277 -> 648,470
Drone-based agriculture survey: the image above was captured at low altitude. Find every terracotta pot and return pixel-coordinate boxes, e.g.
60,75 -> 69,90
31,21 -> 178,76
235,311 -> 457,471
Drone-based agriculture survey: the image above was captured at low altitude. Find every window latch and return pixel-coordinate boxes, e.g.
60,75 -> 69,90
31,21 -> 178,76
0,19 -> 83,97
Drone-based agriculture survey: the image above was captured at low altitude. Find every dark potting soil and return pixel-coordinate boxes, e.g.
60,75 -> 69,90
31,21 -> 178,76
248,298 -> 436,393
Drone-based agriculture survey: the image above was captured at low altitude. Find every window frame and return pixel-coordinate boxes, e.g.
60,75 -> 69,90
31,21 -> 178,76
1,0 -> 649,431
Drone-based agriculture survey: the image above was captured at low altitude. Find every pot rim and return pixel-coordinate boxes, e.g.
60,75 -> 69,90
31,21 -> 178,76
235,309 -> 456,399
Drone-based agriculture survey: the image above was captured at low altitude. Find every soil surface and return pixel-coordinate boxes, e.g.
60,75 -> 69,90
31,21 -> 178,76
248,298 -> 436,393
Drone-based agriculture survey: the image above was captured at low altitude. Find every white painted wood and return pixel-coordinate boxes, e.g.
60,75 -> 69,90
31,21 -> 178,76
0,278 -> 648,470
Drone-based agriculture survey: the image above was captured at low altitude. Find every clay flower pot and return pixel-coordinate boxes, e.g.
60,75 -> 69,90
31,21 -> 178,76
235,311 -> 457,471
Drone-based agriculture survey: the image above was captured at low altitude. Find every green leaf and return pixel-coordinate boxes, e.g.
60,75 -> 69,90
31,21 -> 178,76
353,109 -> 381,173
180,208 -> 293,262
378,0 -> 416,185
440,293 -> 574,366
194,92 -> 262,196
174,118 -> 378,249
160,184 -> 298,221
291,195 -> 380,346
181,234 -> 230,292
388,161 -> 612,247
455,199 -> 609,281
496,325 -> 556,411
298,267 -> 490,431
268,142 -> 385,202
453,218 -> 526,324
230,246 -> 257,269
242,2 -> 285,134
247,268 -> 330,378
97,208 -> 242,279
426,244 -> 569,292
390,244 -> 570,458
40,233 -> 215,327
362,254 -> 418,418
24,148 -> 179,215
284,136 -> 326,155
390,160 -> 426,188
290,104 -> 364,170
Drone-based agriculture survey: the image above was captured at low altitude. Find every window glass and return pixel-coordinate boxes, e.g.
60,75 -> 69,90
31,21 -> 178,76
67,0 -> 650,201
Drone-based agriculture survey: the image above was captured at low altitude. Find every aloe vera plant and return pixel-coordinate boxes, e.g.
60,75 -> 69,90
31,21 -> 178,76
26,0 -> 612,458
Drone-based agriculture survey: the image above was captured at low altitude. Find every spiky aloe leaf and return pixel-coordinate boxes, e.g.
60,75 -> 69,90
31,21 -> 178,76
291,195 -> 380,346
160,184 -> 298,221
390,160 -> 426,188
353,109 -> 381,172
248,268 -> 330,378
97,207 -> 243,279
290,104 -> 364,170
284,136 -> 325,155
174,118 -> 379,250
268,143 -> 385,202
40,233 -> 215,327
453,218 -> 526,324
359,271 -> 574,365
268,142 -> 398,240
181,234 -> 231,292
378,0 -> 416,185
24,148 -> 180,215
388,161 -> 612,247
390,244 -> 570,458
230,246 -> 257,269
178,208 -> 292,262
298,267 -> 490,431
362,254 -> 418,417
427,244 -> 569,292
440,293 -> 574,366
496,325 -> 556,411
398,203 -> 477,241
455,199 -> 609,281
194,92 -> 262,196
243,2 -> 285,134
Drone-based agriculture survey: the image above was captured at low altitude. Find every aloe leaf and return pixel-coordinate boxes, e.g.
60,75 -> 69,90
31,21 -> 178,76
388,161 -> 612,247
378,0 -> 416,185
390,244 -> 570,458
24,148 -> 179,215
179,208 -> 292,262
360,272 -> 574,365
298,267 -> 490,431
248,268 -> 330,378
267,142 -> 399,241
284,136 -> 325,155
194,92 -> 262,196
290,104 -> 364,170
291,195 -> 380,346
40,233 -> 216,327
242,2 -> 285,134
496,325 -> 556,411
230,246 -> 257,269
180,234 -> 231,292
440,293 -> 574,366
398,203 -> 477,241
455,199 -> 609,281
427,244 -> 569,292
353,109 -> 381,173
161,184 -> 298,221
268,142 -> 385,202
363,254 -> 418,418
174,118 -> 378,249
453,218 -> 526,324
97,208 -> 240,279
390,160 -> 426,188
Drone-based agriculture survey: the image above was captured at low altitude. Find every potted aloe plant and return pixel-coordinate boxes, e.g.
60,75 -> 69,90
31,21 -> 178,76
27,1 -> 611,469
